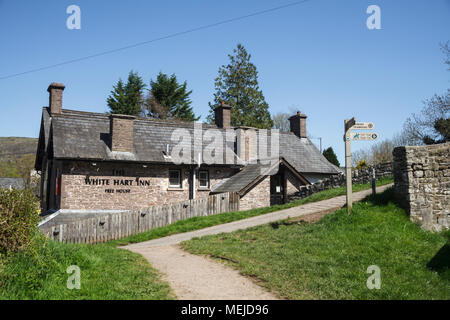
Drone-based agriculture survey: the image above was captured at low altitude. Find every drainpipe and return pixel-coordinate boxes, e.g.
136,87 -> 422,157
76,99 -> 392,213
192,153 -> 201,199
192,166 -> 196,200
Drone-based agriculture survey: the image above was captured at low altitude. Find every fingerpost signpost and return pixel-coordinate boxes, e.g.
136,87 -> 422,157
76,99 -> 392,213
344,118 -> 378,214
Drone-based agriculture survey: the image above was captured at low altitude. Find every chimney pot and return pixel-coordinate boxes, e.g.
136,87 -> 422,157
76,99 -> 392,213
47,82 -> 65,115
289,112 -> 307,138
215,102 -> 232,129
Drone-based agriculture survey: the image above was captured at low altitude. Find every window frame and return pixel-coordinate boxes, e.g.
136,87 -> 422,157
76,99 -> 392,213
168,169 -> 182,188
198,170 -> 210,189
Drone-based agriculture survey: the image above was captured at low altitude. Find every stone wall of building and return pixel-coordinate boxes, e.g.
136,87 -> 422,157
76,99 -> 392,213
286,170 -> 304,196
393,143 -> 449,232
196,167 -> 239,198
239,176 -> 271,211
59,160 -> 237,210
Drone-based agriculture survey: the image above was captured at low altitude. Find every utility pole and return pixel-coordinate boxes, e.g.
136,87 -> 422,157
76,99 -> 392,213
319,137 -> 322,153
310,136 -> 323,153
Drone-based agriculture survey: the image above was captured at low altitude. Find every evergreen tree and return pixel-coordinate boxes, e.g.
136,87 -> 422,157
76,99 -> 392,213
144,72 -> 199,121
207,44 -> 273,129
322,147 -> 340,167
107,71 -> 145,116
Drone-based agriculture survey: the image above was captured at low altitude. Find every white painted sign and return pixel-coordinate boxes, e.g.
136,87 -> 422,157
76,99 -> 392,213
350,132 -> 379,141
351,122 -> 374,130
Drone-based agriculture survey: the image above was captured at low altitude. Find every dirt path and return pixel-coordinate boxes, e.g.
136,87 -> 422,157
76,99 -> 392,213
123,184 -> 392,300
127,244 -> 277,300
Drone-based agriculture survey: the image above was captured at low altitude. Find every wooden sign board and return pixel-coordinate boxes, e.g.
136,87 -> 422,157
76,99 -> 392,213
351,122 -> 374,130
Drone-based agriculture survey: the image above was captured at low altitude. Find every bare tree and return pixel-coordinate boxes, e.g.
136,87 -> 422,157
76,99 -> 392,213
272,112 -> 291,132
443,41 -> 450,70
402,43 -> 450,145
352,133 -> 409,167
272,106 -> 302,132
403,90 -> 450,144
352,148 -> 371,167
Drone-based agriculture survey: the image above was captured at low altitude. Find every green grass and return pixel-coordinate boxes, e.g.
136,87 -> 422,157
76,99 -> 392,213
0,177 -> 393,300
0,237 -> 173,300
181,187 -> 449,300
109,177 -> 393,246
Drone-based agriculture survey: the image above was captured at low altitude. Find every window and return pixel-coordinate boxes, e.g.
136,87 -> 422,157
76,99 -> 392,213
169,169 -> 181,188
199,170 -> 209,189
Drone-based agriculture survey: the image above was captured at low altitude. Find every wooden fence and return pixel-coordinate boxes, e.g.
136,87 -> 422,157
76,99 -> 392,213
40,192 -> 240,244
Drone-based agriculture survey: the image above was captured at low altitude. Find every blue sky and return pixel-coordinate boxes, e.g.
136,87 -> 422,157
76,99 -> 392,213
0,0 -> 449,164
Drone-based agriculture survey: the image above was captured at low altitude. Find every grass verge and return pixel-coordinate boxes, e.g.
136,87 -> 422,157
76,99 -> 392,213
181,187 -> 449,300
0,237 -> 173,299
109,177 -> 393,246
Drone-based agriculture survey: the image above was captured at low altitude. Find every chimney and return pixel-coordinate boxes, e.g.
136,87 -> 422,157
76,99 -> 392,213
235,128 -> 257,163
289,111 -> 307,138
215,101 -> 232,129
109,114 -> 136,153
47,82 -> 65,115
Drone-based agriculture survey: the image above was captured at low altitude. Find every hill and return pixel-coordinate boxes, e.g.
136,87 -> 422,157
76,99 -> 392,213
0,137 -> 38,178
0,137 -> 38,162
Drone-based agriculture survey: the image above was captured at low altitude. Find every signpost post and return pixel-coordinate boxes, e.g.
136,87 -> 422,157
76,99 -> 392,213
344,118 -> 378,215
344,118 -> 355,214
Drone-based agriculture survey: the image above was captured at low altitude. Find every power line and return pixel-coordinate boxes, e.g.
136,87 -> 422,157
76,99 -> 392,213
0,0 -> 311,81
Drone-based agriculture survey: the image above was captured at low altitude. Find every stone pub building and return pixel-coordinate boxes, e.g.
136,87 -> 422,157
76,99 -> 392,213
35,83 -> 340,214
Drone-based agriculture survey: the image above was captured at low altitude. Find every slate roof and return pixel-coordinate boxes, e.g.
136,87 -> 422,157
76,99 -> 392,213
0,178 -> 25,189
35,108 -> 52,170
37,108 -> 340,175
48,108 -> 238,165
279,133 -> 341,174
211,162 -> 277,194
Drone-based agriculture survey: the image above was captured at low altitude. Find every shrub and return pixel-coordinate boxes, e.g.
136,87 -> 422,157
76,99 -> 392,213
0,188 -> 40,255
356,159 -> 369,170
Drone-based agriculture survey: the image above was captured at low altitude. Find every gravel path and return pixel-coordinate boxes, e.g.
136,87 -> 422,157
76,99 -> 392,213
128,244 -> 278,300
123,184 -> 392,300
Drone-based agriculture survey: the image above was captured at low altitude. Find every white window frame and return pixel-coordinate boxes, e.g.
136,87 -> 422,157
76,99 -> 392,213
168,169 -> 182,188
198,170 -> 210,189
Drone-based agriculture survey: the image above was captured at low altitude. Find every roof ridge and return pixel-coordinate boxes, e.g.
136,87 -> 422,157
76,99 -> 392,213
56,108 -> 222,129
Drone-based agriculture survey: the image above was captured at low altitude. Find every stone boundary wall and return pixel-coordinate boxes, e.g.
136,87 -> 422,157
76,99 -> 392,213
393,142 -> 449,232
287,162 -> 393,202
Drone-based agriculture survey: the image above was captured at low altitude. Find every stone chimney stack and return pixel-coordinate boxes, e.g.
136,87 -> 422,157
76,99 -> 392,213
289,111 -> 307,138
47,82 -> 65,115
215,101 -> 232,129
109,114 -> 136,153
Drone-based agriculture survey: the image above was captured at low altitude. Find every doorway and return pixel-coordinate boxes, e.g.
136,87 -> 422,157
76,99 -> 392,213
270,173 -> 284,205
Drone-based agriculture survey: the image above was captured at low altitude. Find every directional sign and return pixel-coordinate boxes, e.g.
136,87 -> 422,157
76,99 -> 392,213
350,132 -> 379,141
351,122 -> 374,130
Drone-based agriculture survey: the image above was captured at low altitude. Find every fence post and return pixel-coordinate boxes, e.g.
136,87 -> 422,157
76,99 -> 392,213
371,167 -> 376,196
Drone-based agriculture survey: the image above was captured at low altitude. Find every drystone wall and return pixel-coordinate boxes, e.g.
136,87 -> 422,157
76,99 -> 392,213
393,142 -> 449,232
287,162 -> 393,202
